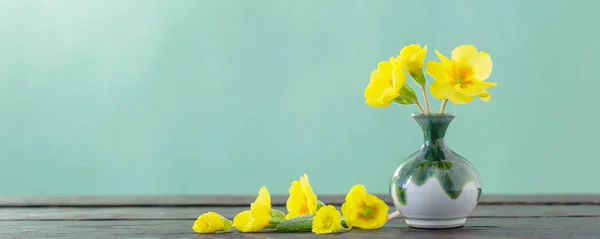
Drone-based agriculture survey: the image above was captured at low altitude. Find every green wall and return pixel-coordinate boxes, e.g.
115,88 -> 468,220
0,0 -> 598,196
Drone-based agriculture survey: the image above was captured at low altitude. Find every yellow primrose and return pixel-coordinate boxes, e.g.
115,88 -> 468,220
341,185 -> 389,229
286,174 -> 318,219
398,44 -> 428,76
192,212 -> 232,234
364,57 -> 407,107
426,45 -> 497,104
233,186 -> 272,232
312,205 -> 343,234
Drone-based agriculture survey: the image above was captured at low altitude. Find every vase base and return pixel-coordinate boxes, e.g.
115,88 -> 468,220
405,218 -> 466,229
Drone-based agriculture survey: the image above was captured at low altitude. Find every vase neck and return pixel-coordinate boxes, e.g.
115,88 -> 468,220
413,114 -> 454,148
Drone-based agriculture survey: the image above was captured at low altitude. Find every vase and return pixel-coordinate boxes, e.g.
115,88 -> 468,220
390,113 -> 482,229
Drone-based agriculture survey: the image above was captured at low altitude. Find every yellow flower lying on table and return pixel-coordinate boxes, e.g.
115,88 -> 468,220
233,186 -> 273,232
286,173 -> 319,219
341,185 -> 389,229
192,212 -> 232,234
191,175 -> 389,235
312,205 -> 343,234
427,45 -> 497,104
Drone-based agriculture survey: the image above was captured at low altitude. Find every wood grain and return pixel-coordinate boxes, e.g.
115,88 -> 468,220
2,218 -> 598,239
1,195 -> 598,238
1,205 -> 599,221
0,194 -> 598,207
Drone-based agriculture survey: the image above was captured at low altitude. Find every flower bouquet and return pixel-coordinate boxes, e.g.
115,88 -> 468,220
365,44 -> 497,229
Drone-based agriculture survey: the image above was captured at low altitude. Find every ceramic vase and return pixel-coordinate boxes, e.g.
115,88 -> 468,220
390,113 -> 482,229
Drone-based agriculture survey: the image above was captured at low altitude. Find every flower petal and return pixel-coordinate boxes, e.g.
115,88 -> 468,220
415,45 -> 428,63
448,91 -> 474,104
477,92 -> 492,102
192,215 -> 211,233
429,81 -> 451,100
193,212 -> 228,234
363,195 -> 389,229
300,174 -> 318,214
435,50 -> 452,66
364,80 -> 386,98
431,81 -> 474,104
451,45 -> 478,62
392,67 -> 407,92
455,81 -> 497,96
249,203 -> 271,231
346,185 -> 367,204
365,99 -> 391,108
255,186 -> 270,206
286,181 -> 305,218
426,62 -> 452,83
364,73 -> 390,106
380,87 -> 400,103
312,205 -> 342,234
377,61 -> 393,76
467,52 -> 493,81
342,202 -> 363,227
400,44 -> 423,59
402,45 -> 427,74
233,210 -> 252,232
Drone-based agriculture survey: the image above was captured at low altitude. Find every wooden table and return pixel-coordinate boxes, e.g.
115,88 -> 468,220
1,195 -> 598,238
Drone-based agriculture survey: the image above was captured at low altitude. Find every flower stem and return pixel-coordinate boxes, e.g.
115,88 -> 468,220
388,210 -> 401,220
439,99 -> 449,114
421,86 -> 431,114
415,101 -> 425,114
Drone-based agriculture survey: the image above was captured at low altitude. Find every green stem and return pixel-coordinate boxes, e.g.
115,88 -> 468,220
439,99 -> 449,113
415,101 -> 425,114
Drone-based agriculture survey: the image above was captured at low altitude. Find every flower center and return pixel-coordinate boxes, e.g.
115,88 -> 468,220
450,62 -> 473,85
325,216 -> 333,228
363,207 -> 374,219
299,204 -> 309,214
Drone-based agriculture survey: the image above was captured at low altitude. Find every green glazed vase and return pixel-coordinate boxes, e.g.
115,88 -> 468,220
390,113 -> 482,229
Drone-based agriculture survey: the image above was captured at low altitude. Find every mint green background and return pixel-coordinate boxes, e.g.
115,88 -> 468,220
0,0 -> 597,196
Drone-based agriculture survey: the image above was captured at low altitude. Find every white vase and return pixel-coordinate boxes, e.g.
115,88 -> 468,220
389,114 -> 482,229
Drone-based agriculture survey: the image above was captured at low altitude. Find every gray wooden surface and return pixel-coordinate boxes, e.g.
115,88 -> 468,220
1,194 -> 599,206
1,195 -> 599,238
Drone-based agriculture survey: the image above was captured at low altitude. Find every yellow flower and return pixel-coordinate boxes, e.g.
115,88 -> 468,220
364,57 -> 408,107
192,212 -> 232,234
426,45 -> 497,104
233,186 -> 272,232
341,185 -> 389,229
398,44 -> 428,75
312,205 -> 343,234
286,173 -> 318,219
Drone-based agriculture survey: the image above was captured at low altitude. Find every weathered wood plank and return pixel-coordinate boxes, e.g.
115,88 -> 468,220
0,194 -> 598,207
2,218 -> 598,239
1,205 -> 599,221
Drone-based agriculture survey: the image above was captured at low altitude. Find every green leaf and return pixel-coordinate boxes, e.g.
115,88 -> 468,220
221,217 -> 232,232
316,200 -> 326,211
271,209 -> 286,220
341,218 -> 348,228
393,84 -> 418,105
267,209 -> 287,229
411,72 -> 426,87
268,217 -> 286,228
275,215 -> 314,232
